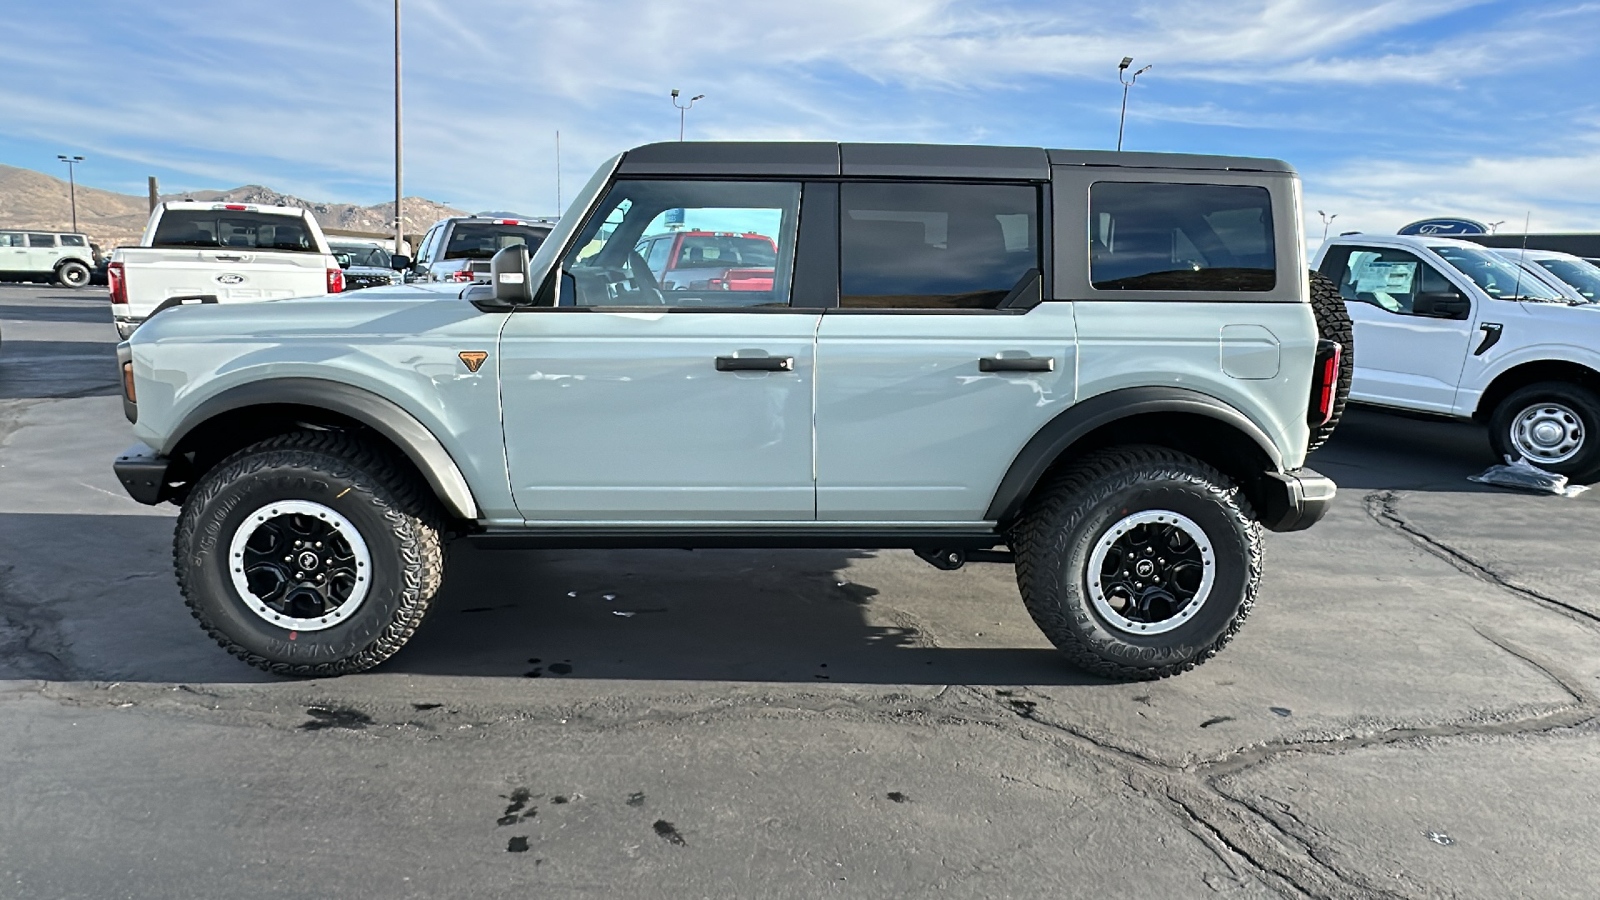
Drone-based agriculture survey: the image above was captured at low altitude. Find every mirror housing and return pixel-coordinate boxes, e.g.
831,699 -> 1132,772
1414,290 -> 1470,320
333,253 -> 351,269
490,244 -> 534,306
390,254 -> 411,271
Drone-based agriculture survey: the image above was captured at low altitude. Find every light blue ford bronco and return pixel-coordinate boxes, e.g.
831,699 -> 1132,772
113,142 -> 1348,680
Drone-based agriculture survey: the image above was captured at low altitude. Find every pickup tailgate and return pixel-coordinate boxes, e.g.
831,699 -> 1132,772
114,248 -> 330,321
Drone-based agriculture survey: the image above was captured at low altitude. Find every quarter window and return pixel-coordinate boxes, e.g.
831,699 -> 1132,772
562,181 -> 800,309
838,182 -> 1040,309
1090,183 -> 1275,291
60,235 -> 86,247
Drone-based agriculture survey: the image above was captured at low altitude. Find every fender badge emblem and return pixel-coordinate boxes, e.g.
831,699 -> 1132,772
458,351 -> 489,373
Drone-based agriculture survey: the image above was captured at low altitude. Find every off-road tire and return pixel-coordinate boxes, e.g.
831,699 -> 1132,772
1010,446 -> 1262,680
1307,269 -> 1353,453
1488,381 -> 1600,483
174,431 -> 445,676
57,260 -> 90,288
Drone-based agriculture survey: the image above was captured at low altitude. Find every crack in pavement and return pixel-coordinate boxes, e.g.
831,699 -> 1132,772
1365,490 -> 1600,627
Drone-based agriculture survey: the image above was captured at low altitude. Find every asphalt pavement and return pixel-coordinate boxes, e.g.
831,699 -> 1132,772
3,283 -> 1598,899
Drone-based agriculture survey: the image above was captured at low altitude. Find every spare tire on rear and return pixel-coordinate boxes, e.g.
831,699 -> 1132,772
1306,269 -> 1353,453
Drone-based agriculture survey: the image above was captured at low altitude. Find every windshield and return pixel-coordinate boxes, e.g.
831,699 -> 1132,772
1535,258 -> 1600,303
442,223 -> 549,260
1429,244 -> 1565,301
331,244 -> 392,267
152,210 -> 317,252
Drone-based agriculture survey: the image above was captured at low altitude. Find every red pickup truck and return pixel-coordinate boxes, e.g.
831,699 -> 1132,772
633,230 -> 776,291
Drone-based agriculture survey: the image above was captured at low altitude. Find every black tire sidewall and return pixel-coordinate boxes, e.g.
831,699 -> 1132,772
1490,382 -> 1600,480
180,453 -> 415,666
1053,481 -> 1253,669
58,261 -> 90,288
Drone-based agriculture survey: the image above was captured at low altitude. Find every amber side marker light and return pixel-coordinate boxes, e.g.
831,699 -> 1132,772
458,351 -> 489,373
122,361 -> 136,403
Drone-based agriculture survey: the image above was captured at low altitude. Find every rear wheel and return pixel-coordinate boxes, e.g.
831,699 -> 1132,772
1489,382 -> 1600,482
174,431 -> 445,676
1010,446 -> 1262,680
57,260 -> 90,288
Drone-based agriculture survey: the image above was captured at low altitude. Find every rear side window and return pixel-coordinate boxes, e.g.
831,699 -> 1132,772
27,234 -> 57,248
839,182 -> 1040,309
152,211 -> 317,252
60,235 -> 86,247
1090,183 -> 1275,291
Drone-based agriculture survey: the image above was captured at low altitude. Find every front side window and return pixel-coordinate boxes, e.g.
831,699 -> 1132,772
27,234 -> 57,248
0,233 -> 22,247
1090,182 -> 1275,291
1430,244 -> 1564,302
562,180 -> 799,308
151,212 -> 314,252
839,182 -> 1039,309
60,235 -> 86,247
1324,246 -> 1467,318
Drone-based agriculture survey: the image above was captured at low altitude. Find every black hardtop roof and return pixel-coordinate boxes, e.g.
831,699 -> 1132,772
617,142 -> 1294,179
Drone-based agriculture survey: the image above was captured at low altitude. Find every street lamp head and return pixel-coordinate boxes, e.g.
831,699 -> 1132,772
692,94 -> 705,102
1119,56 -> 1133,70
1134,64 -> 1152,77
671,88 -> 680,98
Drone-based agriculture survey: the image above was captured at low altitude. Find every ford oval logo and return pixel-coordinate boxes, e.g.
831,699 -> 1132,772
1398,218 -> 1489,236
215,273 -> 245,285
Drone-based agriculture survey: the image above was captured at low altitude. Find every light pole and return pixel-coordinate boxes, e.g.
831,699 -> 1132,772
1116,57 -> 1152,151
1489,220 -> 1506,234
57,155 -> 84,233
394,0 -> 403,254
1318,210 -> 1338,243
671,89 -> 705,141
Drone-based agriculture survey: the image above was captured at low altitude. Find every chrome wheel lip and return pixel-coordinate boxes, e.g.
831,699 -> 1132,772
1509,402 -> 1584,466
228,500 -> 371,632
1087,509 -> 1216,637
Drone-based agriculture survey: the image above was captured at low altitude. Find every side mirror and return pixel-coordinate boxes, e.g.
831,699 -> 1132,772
390,254 -> 411,271
490,244 -> 533,306
1414,290 -> 1470,320
333,253 -> 351,268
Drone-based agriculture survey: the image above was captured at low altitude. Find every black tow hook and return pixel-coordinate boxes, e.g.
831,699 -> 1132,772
914,548 -> 1016,570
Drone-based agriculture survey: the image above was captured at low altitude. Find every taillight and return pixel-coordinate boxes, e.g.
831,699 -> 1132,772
327,268 -> 344,294
122,361 -> 136,403
450,269 -> 474,282
1308,339 -> 1342,427
108,262 -> 126,304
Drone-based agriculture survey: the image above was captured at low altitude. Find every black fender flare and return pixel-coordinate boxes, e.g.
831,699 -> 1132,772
169,378 -> 479,519
984,386 -> 1285,524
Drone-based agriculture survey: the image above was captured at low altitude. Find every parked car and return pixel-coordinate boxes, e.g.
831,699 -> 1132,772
113,140 -> 1345,681
1317,233 -> 1600,479
409,216 -> 552,284
633,230 -> 777,293
0,230 -> 95,287
329,241 -> 406,291
108,201 -> 343,338
1490,248 -> 1600,304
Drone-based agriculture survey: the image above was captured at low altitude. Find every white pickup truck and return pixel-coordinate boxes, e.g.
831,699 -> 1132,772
1316,233 -> 1600,480
109,201 -> 344,338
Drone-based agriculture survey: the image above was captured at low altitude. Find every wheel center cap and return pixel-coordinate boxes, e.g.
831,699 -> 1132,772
1135,559 -> 1156,578
1533,422 -> 1563,445
297,551 -> 320,571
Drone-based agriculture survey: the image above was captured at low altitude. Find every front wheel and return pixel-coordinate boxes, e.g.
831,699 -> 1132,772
57,261 -> 90,288
174,431 -> 445,676
1010,446 -> 1262,680
1488,382 -> 1600,482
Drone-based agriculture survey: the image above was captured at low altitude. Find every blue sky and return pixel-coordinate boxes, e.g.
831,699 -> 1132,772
3,0 -> 1599,239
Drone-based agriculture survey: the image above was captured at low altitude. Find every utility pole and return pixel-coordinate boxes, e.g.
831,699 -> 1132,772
57,155 -> 84,233
555,130 -> 562,213
1116,57 -> 1152,151
671,89 -> 705,141
148,176 -> 159,213
394,0 -> 404,253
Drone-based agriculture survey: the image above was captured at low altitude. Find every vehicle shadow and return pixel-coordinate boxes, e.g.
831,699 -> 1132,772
0,340 -> 120,400
0,303 -> 113,325
0,512 -> 1101,688
1307,405 -> 1506,493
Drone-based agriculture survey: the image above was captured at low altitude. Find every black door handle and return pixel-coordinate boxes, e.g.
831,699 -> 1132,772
979,356 -> 1054,373
715,355 -> 794,372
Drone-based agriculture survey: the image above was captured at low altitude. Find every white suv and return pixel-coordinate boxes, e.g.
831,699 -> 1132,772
0,230 -> 95,287
1317,233 -> 1600,479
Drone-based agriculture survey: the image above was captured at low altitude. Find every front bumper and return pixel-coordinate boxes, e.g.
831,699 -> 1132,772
114,443 -> 180,505
1257,467 -> 1336,533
